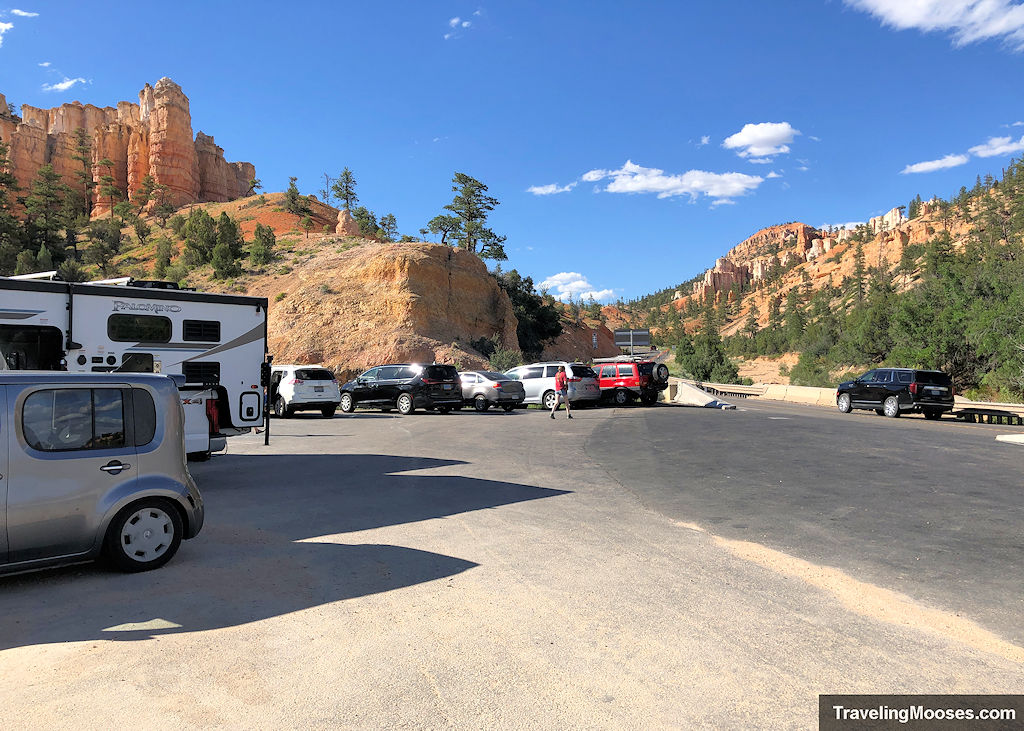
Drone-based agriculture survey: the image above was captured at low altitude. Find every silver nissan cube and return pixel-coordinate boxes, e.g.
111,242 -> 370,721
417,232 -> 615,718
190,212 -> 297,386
0,372 -> 204,575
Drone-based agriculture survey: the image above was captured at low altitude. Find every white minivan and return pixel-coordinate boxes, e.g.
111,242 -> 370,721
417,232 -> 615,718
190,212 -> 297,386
269,365 -> 341,418
504,362 -> 601,409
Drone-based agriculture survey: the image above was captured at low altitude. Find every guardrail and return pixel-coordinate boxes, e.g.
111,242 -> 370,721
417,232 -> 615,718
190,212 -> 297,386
673,378 -> 1024,424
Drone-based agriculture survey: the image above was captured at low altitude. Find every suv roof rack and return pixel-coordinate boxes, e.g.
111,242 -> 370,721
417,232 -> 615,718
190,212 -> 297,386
593,354 -> 659,363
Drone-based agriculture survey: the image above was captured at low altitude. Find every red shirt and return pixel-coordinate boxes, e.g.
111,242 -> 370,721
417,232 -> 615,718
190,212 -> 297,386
555,371 -> 568,391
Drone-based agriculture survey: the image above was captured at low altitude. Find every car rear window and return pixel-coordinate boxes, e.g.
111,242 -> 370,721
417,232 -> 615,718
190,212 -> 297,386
617,364 -> 636,377
296,368 -> 335,381
916,371 -> 952,386
569,364 -> 597,378
424,365 -> 458,381
895,371 -> 912,384
480,371 -> 510,381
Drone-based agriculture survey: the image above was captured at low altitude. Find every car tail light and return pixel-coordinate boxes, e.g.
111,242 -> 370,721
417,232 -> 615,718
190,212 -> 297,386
421,378 -> 439,385
909,382 -> 918,395
205,397 -> 220,435
493,382 -> 502,389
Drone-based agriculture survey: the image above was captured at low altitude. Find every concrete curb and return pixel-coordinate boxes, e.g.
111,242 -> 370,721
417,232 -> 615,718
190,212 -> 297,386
663,380 -> 736,410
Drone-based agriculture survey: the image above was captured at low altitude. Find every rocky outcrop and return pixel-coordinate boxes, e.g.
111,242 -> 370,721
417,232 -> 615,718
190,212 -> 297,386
235,242 -> 522,376
0,77 -> 253,215
336,209 -> 360,236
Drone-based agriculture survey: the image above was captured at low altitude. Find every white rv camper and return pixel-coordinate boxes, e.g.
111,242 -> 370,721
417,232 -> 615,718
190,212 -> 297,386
0,275 -> 268,458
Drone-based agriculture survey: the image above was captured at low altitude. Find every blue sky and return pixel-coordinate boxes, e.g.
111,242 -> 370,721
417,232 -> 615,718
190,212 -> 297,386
2,1 -> 1024,302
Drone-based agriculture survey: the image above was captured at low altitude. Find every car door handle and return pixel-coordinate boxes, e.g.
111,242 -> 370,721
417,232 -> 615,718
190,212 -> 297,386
100,461 -> 131,474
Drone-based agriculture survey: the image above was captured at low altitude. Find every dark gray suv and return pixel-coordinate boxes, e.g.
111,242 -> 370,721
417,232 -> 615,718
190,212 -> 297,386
836,368 -> 954,419
339,363 -> 463,415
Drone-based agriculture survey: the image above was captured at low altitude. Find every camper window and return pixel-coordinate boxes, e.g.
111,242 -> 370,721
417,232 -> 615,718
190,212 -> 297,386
107,314 -> 172,343
0,325 -> 64,370
183,320 -> 221,342
121,353 -> 155,372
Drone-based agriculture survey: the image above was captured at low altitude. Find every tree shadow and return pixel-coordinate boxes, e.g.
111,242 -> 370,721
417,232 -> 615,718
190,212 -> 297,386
0,453 -> 570,650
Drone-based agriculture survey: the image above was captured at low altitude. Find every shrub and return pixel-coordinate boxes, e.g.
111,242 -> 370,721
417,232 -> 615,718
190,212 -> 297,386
275,292 -> 287,302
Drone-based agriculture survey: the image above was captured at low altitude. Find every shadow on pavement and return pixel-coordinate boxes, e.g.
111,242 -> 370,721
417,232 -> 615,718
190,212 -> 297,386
0,453 -> 570,650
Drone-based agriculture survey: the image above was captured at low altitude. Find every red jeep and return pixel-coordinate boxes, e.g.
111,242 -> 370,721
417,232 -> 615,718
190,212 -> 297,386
593,356 -> 670,406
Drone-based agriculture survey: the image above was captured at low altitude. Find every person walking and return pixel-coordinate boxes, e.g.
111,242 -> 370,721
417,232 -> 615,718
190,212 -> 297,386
550,365 -> 577,419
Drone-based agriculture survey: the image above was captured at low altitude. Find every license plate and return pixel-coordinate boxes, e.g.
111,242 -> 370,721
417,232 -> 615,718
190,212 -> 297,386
443,384 -> 452,390
314,386 -> 324,392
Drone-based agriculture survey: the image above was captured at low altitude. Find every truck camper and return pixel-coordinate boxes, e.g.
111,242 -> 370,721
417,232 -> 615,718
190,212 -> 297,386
0,273 -> 269,459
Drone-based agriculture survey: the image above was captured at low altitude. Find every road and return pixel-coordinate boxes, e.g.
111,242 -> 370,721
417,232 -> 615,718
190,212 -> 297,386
1,400 -> 1022,728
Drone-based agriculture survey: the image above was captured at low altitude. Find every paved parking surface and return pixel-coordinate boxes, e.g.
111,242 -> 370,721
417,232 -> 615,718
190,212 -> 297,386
1,402 -> 1022,728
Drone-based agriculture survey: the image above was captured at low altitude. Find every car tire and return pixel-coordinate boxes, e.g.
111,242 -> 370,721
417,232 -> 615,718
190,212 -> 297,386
875,408 -> 885,415
613,389 -> 630,406
274,397 -> 291,418
103,498 -> 183,573
640,392 -> 658,406
543,390 -> 558,410
653,364 -> 670,383
923,409 -> 942,420
397,393 -> 414,415
339,393 -> 354,413
321,405 -> 337,418
474,395 -> 490,412
187,450 -> 212,462
883,396 -> 901,418
438,406 -> 451,414
503,405 -> 515,412
837,393 -> 852,413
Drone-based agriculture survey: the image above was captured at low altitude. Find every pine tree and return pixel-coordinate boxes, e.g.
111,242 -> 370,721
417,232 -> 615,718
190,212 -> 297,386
153,236 -> 174,278
217,212 -> 243,258
36,242 -> 53,270
331,168 -> 358,211
250,223 -> 275,268
211,240 -> 241,279
70,127 -> 95,217
443,172 -> 507,260
379,213 -> 398,242
182,208 -> 217,266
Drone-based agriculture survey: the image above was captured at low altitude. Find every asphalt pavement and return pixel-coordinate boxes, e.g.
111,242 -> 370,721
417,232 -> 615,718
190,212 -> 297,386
0,401 -> 1021,728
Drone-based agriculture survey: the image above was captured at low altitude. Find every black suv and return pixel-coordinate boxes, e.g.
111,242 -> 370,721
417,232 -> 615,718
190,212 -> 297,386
339,363 -> 463,415
836,368 -> 954,419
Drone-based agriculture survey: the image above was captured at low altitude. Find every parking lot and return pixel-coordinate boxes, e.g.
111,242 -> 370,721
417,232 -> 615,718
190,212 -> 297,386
1,401 -> 1022,728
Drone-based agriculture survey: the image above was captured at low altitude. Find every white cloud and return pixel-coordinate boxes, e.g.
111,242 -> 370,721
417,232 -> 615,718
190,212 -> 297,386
0,21 -> 13,47
809,135 -> 821,142
443,33 -> 454,40
538,272 -> 614,302
722,121 -> 801,159
38,60 -> 50,66
746,157 -> 773,164
462,20 -> 471,28
821,221 -> 865,231
968,134 -> 1024,157
41,77 -> 86,92
698,135 -> 710,146
583,159 -> 763,203
845,0 -> 1024,49
527,182 -> 576,195
1013,121 -> 1024,127
449,16 -> 461,27
11,8 -> 37,16
766,171 -> 781,179
900,153 -> 969,174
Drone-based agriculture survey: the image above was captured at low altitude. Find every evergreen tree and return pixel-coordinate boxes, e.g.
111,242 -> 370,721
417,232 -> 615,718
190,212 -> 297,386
493,269 -> 562,358
97,158 -> 123,217
14,250 -> 36,275
217,212 -> 243,258
443,172 -> 507,260
283,176 -> 309,215
300,215 -> 313,239
0,139 -> 23,273
84,219 -> 124,276
379,213 -> 398,242
56,258 -> 87,282
427,214 -> 460,244
250,223 -> 275,267
134,219 -> 151,246
182,208 -> 217,266
331,168 -> 358,210
131,175 -> 157,215
153,236 -> 175,278
351,206 -> 379,237
852,241 -> 866,304
70,127 -> 95,217
22,164 -> 68,265
211,240 -> 241,279
743,301 -> 760,338
36,242 -> 53,271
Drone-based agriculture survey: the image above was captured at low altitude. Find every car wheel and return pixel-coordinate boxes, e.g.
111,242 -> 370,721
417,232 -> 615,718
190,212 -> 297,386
339,393 -> 354,413
274,397 -> 291,418
654,364 -> 670,383
502,405 -> 515,412
543,390 -> 557,410
883,396 -> 901,418
613,389 -> 630,406
397,393 -> 414,415
103,498 -> 183,573
474,395 -> 490,412
875,409 -> 885,415
187,450 -> 212,462
321,405 -> 337,418
438,406 -> 451,414
837,393 -> 852,413
923,409 -> 942,420
640,392 -> 658,406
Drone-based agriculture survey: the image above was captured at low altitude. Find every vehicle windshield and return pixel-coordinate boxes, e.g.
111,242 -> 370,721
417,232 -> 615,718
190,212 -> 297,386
296,368 -> 335,381
480,371 -> 511,381
569,364 -> 597,378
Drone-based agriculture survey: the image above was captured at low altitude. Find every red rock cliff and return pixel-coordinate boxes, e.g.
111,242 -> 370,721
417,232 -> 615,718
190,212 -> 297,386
0,78 -> 253,215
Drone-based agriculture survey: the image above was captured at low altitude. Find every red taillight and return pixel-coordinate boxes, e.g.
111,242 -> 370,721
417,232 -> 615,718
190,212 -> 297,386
909,382 -> 918,395
287,378 -> 303,385
493,382 -> 502,389
205,397 -> 220,435
421,378 -> 439,385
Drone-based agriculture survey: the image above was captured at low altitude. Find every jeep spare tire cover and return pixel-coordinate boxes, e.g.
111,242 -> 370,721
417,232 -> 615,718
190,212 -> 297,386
654,364 -> 669,383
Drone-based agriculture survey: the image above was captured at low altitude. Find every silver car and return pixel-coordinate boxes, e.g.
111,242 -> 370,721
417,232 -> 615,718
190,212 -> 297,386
459,370 -> 527,412
504,362 -> 602,409
0,372 -> 204,575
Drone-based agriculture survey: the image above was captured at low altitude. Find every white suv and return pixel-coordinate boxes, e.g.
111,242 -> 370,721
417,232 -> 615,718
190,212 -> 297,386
270,365 -> 341,418
504,361 -> 601,409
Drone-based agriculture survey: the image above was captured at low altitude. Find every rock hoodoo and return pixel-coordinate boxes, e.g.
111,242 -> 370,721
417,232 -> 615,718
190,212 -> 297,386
0,77 -> 254,216
335,209 -> 361,236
